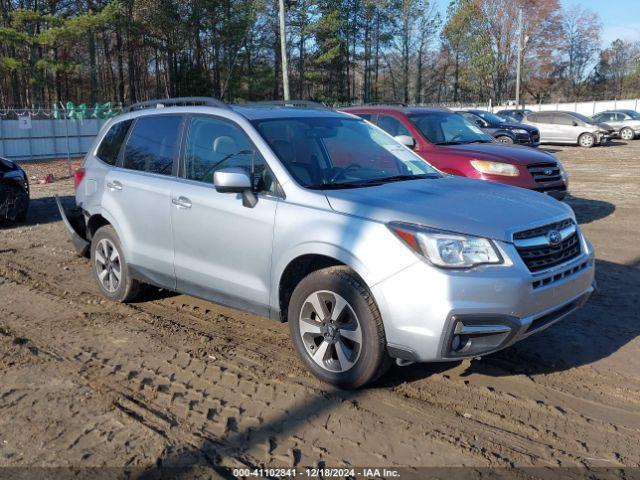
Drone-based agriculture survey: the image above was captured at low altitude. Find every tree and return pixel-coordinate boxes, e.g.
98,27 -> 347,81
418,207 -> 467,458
559,4 -> 601,100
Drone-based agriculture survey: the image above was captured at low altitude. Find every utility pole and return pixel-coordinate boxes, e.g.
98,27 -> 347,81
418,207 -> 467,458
278,0 -> 290,101
515,6 -> 524,109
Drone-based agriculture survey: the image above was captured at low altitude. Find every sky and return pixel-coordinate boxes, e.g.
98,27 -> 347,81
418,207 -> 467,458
559,0 -> 640,45
433,0 -> 640,48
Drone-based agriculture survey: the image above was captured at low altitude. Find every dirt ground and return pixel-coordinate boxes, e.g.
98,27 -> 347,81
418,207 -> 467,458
1,140 -> 639,478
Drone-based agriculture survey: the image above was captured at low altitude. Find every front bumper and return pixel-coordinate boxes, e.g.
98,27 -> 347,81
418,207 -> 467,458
372,235 -> 595,362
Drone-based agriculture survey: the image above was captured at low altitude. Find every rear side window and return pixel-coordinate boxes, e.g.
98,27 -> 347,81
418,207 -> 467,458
528,112 -> 553,123
96,120 -> 132,165
123,115 -> 182,175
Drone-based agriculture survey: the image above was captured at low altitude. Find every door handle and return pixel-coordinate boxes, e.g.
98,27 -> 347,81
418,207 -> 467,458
106,180 -> 123,191
172,196 -> 192,209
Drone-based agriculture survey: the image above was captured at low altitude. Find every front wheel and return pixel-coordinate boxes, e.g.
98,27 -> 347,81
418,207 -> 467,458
496,135 -> 514,144
620,127 -> 635,141
578,133 -> 595,148
288,266 -> 391,389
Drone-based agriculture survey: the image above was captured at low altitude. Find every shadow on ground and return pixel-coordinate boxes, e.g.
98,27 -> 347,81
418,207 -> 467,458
566,195 -> 615,225
0,194 -> 74,228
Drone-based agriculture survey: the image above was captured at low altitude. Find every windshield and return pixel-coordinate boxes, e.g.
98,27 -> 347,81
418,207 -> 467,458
408,112 -> 494,145
571,112 -> 597,124
252,117 -> 439,189
473,111 -> 510,124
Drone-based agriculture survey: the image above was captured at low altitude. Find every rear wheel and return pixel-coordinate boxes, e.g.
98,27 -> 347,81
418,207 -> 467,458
578,133 -> 595,148
496,135 -> 514,144
91,225 -> 141,302
620,127 -> 635,141
288,266 -> 391,389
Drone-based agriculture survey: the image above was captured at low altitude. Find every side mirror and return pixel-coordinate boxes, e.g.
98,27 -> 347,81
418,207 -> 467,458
213,167 -> 257,208
394,134 -> 416,149
572,121 -> 579,127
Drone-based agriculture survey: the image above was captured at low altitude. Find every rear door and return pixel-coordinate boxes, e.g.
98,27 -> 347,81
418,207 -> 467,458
102,114 -> 184,289
529,112 -> 556,142
170,115 -> 279,315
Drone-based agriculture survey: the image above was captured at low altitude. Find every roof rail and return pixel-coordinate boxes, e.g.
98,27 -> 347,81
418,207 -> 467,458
123,97 -> 229,113
249,100 -> 328,109
341,102 -> 407,110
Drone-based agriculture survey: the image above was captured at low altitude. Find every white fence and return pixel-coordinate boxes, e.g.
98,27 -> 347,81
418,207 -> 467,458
0,118 -> 108,161
491,98 -> 640,116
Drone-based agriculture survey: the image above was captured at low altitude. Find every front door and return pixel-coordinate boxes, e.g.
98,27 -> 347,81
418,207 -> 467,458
171,115 -> 279,316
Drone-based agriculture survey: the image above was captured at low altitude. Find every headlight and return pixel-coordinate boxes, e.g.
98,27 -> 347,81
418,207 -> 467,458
558,161 -> 568,180
388,222 -> 503,268
513,128 -> 529,134
470,160 -> 519,177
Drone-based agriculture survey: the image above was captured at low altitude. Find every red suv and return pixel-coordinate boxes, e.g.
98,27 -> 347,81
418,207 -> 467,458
341,106 -> 568,199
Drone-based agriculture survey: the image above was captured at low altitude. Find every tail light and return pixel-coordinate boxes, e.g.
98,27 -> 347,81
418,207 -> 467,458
74,167 -> 86,190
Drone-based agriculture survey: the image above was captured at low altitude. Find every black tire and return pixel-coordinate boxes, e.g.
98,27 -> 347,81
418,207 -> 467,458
620,127 -> 635,141
578,132 -> 595,148
496,135 -> 514,144
0,184 -> 29,224
90,225 -> 141,302
288,266 -> 391,389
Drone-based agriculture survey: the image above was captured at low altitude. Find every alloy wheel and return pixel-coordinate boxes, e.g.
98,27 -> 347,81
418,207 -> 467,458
579,134 -> 594,147
298,290 -> 362,373
94,238 -> 122,293
621,128 -> 634,141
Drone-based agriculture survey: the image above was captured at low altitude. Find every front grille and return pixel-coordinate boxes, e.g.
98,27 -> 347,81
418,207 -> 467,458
513,218 -> 574,240
517,231 -> 581,272
527,162 -> 562,184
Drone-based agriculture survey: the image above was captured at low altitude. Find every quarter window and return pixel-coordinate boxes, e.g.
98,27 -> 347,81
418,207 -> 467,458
123,115 -> 182,175
183,116 -> 274,193
96,120 -> 132,165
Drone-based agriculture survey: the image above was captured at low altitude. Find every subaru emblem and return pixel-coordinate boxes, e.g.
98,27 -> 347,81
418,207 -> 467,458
547,229 -> 562,246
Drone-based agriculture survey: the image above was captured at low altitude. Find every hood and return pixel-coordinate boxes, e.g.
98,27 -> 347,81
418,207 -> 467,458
431,142 -> 557,166
598,122 -> 614,132
323,176 -> 573,243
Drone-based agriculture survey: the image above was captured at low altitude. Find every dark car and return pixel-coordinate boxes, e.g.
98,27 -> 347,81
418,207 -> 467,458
458,109 -> 540,146
496,109 -> 533,123
0,157 -> 29,223
341,105 -> 568,199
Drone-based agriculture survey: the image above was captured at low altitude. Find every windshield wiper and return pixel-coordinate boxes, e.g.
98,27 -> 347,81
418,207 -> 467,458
433,141 -> 464,145
461,139 -> 492,144
317,174 -> 437,189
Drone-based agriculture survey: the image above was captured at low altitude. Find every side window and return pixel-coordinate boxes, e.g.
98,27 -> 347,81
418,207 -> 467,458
593,114 -> 604,122
123,115 -> 182,175
614,113 -> 625,121
376,115 -> 411,137
554,114 -> 575,126
183,116 -> 274,193
529,112 -> 552,123
459,112 -> 483,126
96,120 -> 132,165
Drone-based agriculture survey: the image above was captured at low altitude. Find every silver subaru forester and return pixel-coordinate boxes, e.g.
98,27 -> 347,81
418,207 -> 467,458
58,98 -> 595,388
